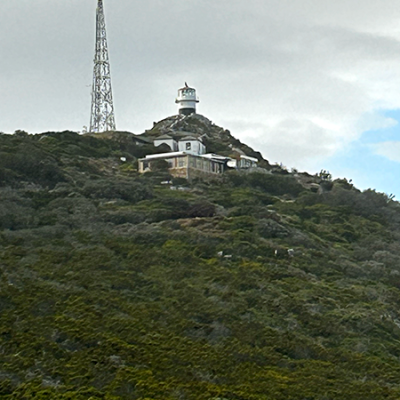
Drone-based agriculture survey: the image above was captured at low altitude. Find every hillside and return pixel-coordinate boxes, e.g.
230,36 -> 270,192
1,121 -> 400,400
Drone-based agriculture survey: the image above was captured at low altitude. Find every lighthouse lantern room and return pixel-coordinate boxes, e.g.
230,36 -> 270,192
175,83 -> 199,115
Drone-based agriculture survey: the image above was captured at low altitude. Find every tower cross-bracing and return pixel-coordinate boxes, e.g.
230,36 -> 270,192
89,0 -> 116,132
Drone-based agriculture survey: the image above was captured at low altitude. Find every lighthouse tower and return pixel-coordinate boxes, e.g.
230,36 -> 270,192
175,83 -> 199,115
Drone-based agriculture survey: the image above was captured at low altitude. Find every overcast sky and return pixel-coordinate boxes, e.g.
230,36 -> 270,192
1,0 -> 400,197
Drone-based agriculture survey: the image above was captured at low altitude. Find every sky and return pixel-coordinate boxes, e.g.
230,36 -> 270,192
1,1 -> 400,198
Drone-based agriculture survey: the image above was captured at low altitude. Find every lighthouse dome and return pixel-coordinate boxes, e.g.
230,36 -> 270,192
175,83 -> 199,116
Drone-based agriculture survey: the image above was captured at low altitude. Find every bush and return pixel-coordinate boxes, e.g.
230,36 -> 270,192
0,144 -> 65,188
150,159 -> 169,171
82,179 -> 153,203
247,173 -> 303,196
226,171 -> 304,197
319,186 -> 390,219
172,177 -> 189,186
257,218 -> 290,238
188,200 -> 216,218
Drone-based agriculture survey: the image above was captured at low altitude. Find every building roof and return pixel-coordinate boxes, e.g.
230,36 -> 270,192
139,152 -> 227,163
202,153 -> 232,161
154,134 -> 175,141
173,131 -> 201,138
142,152 -> 187,160
240,155 -> 258,163
178,83 -> 195,91
179,135 -> 203,142
132,134 -> 153,144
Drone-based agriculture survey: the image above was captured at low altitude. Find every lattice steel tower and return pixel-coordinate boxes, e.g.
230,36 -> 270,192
89,0 -> 116,132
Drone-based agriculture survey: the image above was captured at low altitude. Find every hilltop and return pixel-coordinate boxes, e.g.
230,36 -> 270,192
1,118 -> 400,399
86,114 -> 271,170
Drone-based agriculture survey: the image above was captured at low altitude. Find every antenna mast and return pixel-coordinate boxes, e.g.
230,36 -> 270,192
89,0 -> 116,132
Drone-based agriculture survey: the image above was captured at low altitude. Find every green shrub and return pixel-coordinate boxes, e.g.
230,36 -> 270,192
187,200 -> 216,218
82,179 -> 153,203
226,171 -> 304,196
149,159 -> 169,172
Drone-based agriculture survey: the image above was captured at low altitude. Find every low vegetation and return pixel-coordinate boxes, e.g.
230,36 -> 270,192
1,129 -> 400,399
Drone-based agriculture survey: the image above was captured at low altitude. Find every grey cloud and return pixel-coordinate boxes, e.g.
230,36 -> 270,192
227,118 -> 340,171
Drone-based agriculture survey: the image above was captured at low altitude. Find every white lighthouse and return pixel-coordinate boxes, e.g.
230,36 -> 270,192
175,83 -> 199,115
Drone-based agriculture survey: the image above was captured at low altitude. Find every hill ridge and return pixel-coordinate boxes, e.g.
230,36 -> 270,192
1,120 -> 400,399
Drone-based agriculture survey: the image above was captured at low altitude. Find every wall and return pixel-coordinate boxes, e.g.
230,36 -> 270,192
154,138 -> 177,151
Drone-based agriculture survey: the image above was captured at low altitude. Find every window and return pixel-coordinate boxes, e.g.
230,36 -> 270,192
186,142 -> 191,150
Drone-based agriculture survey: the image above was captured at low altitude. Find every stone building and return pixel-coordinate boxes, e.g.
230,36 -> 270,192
138,152 -> 227,180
